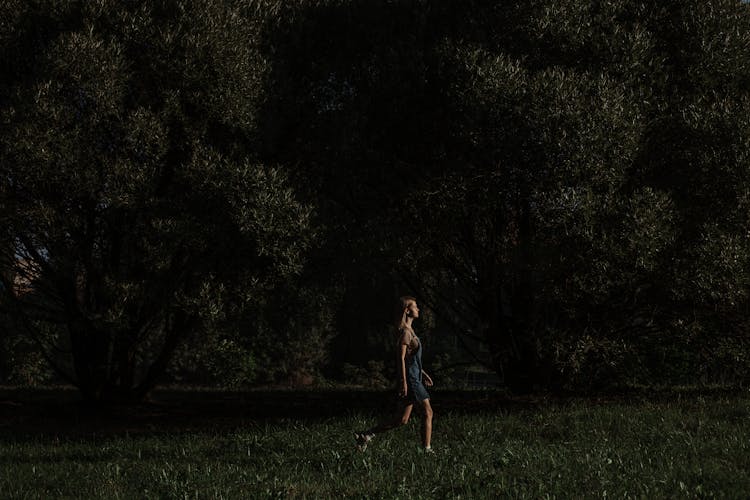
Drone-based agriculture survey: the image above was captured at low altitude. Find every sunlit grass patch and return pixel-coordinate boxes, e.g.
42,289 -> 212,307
2,394 -> 749,498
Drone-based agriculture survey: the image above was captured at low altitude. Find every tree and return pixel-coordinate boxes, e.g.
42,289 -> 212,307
402,0 -> 750,390
259,0 -> 750,390
0,0 -> 314,401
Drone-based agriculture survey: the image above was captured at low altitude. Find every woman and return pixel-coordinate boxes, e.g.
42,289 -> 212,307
355,296 -> 434,453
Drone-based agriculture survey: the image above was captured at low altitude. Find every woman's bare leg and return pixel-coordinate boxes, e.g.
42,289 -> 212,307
367,402 -> 413,434
419,399 -> 433,448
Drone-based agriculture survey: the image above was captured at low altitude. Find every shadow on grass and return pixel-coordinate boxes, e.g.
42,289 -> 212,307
0,386 -> 524,439
0,385 -> 746,440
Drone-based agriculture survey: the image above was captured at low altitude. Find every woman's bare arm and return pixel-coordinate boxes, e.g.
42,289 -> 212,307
399,344 -> 408,396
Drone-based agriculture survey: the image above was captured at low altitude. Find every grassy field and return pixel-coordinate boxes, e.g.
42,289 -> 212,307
1,390 -> 749,498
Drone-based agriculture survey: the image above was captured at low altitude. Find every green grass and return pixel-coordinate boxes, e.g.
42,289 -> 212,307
2,394 -> 750,498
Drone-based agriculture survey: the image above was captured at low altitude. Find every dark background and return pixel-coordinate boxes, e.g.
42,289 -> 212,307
2,0 -> 750,403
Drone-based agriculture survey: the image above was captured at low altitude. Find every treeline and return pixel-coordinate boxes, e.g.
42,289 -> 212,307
1,0 -> 750,401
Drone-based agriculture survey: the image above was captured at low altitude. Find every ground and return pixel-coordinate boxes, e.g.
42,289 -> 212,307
1,387 -> 749,497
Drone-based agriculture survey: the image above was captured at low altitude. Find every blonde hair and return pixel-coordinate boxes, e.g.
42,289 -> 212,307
394,295 -> 417,331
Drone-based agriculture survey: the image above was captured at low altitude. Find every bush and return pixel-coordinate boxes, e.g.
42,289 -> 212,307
341,360 -> 390,389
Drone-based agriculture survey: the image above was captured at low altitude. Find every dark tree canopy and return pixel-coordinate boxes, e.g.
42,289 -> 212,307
2,0 -> 750,397
0,0 -> 314,401
260,0 -> 750,391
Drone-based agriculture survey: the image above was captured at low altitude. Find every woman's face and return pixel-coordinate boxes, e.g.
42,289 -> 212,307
405,301 -> 419,319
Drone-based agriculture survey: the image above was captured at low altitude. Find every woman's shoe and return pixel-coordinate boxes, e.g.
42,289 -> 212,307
354,432 -> 373,451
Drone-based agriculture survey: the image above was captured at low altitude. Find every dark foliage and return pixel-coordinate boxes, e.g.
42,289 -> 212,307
2,0 -> 749,398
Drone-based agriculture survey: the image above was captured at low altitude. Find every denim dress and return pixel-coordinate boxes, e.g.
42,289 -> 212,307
405,335 -> 430,403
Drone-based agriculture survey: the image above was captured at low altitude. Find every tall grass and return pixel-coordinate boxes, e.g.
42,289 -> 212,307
2,394 -> 749,498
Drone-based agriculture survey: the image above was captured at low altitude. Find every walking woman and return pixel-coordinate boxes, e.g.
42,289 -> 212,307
355,296 -> 434,453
